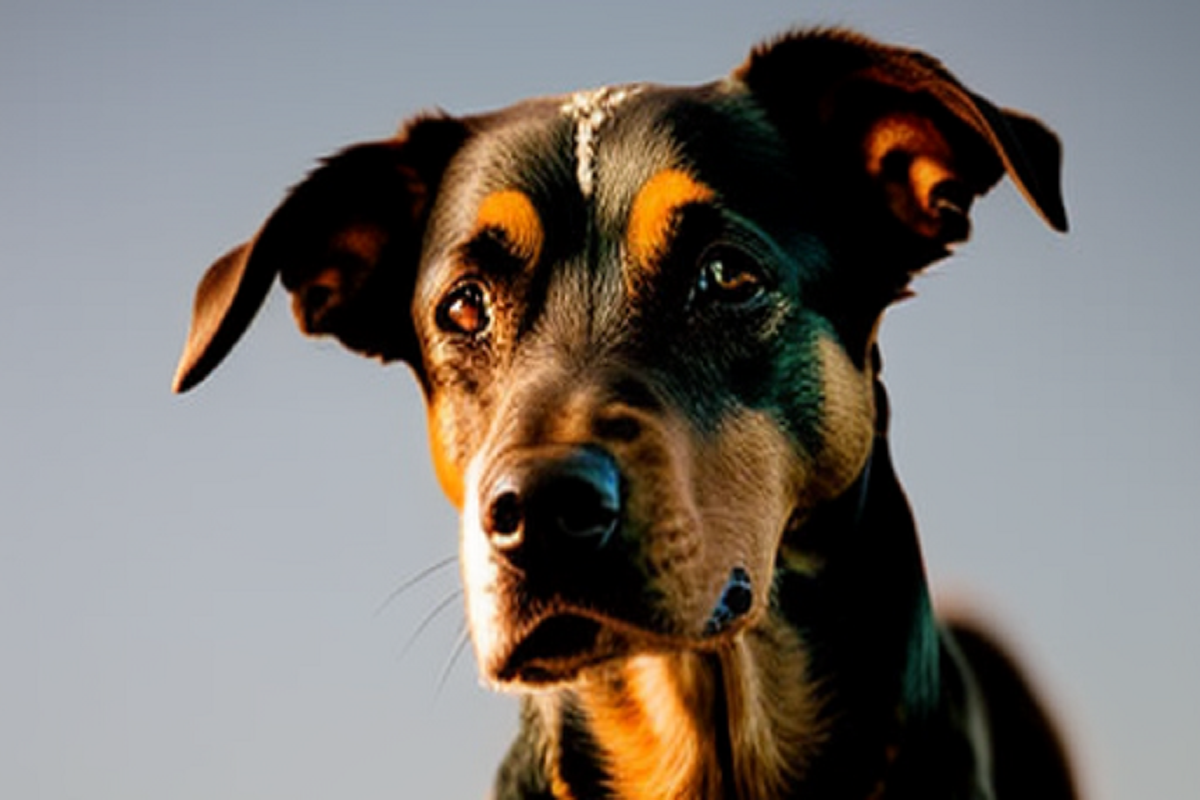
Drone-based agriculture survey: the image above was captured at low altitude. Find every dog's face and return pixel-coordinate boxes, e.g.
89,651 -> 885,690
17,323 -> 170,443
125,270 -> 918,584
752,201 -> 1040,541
173,31 -> 1065,691
416,86 -> 879,686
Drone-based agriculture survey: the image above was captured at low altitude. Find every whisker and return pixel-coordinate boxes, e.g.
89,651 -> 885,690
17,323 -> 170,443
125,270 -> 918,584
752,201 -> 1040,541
435,622 -> 473,700
398,589 -> 463,662
374,555 -> 458,617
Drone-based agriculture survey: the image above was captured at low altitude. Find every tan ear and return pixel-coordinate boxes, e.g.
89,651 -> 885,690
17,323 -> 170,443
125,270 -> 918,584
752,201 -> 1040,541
172,242 -> 259,393
171,114 -> 470,393
735,29 -> 1067,251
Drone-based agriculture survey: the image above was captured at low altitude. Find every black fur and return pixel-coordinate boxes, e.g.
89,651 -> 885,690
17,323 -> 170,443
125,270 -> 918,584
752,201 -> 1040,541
174,28 -> 1074,799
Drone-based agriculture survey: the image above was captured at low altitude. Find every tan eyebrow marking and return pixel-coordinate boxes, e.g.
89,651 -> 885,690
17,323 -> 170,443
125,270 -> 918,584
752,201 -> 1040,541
473,189 -> 544,265
625,168 -> 716,289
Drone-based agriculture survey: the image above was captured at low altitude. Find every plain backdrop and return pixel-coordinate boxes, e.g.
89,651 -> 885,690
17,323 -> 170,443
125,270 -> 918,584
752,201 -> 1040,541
3,1 -> 1197,798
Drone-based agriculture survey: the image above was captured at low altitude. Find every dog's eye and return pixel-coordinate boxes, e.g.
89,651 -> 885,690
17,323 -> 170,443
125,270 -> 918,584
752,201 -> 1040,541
695,246 -> 765,305
436,282 -> 490,336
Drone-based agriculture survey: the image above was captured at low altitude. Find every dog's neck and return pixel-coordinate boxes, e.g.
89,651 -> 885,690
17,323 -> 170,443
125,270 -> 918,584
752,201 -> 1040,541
771,429 -> 944,798
508,429 -> 945,800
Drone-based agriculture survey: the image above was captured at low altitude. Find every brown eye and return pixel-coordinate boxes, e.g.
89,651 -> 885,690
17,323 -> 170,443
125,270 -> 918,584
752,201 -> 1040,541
436,282 -> 490,336
695,246 -> 765,304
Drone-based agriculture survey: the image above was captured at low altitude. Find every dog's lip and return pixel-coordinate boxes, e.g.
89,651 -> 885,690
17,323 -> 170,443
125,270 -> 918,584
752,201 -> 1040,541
488,601 -> 752,688
494,612 -> 619,686
490,603 -> 695,687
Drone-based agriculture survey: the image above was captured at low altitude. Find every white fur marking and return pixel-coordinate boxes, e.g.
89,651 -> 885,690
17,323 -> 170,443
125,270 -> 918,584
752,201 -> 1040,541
560,85 -> 642,198
460,455 -> 502,678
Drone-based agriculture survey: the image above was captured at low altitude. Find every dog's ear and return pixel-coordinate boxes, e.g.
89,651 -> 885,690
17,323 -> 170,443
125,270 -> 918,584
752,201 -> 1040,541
172,114 -> 470,393
736,30 -> 1067,264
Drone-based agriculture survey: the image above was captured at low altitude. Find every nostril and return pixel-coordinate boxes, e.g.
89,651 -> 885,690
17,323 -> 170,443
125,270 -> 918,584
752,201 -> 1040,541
481,446 -> 623,557
554,481 -> 619,543
549,449 -> 621,544
486,490 -> 525,545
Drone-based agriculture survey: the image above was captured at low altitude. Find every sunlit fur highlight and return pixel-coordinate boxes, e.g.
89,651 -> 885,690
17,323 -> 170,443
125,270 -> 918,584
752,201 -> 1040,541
579,654 -> 718,798
574,616 -> 822,800
474,189 -> 545,265
809,335 -> 876,502
719,619 -> 826,798
426,403 -> 465,509
625,168 -> 715,280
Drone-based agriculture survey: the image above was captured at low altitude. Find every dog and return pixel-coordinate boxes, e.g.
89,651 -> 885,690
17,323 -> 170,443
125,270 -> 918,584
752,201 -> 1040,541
173,28 -> 1075,799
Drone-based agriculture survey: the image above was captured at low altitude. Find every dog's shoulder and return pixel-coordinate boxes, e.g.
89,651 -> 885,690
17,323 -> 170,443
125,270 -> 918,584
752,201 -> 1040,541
942,620 -> 1078,800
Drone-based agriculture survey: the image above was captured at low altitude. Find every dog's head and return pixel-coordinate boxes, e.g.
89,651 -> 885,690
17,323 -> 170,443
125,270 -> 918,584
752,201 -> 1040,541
174,30 -> 1065,690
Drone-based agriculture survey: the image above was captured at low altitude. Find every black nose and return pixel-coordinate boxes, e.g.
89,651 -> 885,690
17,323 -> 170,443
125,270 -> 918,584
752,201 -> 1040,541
482,446 -> 622,557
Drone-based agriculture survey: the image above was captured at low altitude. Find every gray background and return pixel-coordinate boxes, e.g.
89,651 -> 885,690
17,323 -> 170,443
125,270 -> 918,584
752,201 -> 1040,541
3,1 -> 1197,797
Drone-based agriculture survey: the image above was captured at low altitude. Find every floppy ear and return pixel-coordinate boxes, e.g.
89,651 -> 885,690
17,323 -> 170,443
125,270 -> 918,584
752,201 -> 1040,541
171,114 -> 470,393
735,30 -> 1067,263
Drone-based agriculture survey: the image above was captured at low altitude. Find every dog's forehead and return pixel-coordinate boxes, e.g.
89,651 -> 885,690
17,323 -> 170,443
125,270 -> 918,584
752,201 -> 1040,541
426,81 -> 794,258
558,84 -> 647,200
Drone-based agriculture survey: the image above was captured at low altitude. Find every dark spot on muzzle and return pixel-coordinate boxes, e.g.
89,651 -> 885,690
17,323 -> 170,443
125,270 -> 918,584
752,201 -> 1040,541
705,566 -> 754,636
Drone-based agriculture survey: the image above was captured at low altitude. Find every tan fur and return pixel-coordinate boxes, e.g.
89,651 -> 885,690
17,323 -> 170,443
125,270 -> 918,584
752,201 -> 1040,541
719,620 -> 825,798
579,654 -> 719,799
475,189 -> 545,265
426,402 -> 465,509
810,335 -> 877,502
862,112 -> 960,239
625,168 -> 716,287
575,616 -> 822,800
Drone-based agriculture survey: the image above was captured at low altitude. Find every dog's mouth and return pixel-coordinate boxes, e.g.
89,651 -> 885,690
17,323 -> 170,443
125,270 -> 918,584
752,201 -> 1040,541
488,568 -> 758,688
493,611 -> 636,687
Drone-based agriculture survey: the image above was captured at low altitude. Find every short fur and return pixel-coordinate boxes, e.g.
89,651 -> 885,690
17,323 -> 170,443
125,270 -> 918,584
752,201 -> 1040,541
173,28 -> 1075,799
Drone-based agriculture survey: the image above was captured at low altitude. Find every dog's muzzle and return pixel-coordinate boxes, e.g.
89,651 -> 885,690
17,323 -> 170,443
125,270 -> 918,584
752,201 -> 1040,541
464,443 -> 652,685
